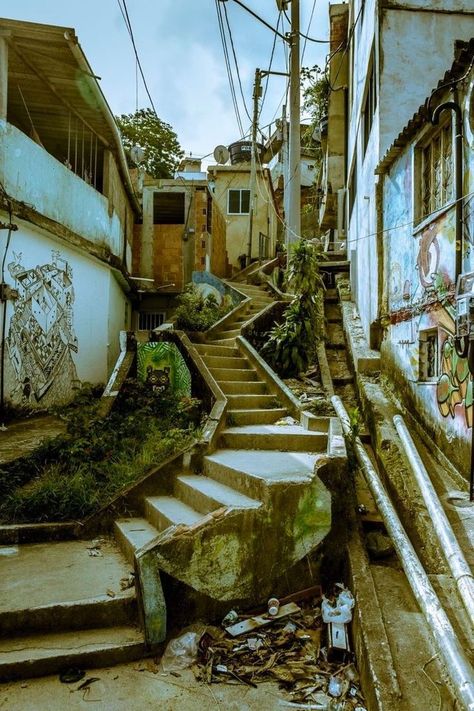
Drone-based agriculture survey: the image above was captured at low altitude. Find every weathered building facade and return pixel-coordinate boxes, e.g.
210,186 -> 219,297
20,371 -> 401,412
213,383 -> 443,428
376,41 -> 474,473
208,160 -> 278,271
0,18 -> 139,409
322,0 -> 474,345
132,159 -> 228,328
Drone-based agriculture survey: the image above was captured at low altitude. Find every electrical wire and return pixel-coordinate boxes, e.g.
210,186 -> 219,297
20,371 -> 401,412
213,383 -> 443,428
214,0 -> 245,137
326,2 -> 365,93
260,11 -> 283,117
426,53 -> 474,116
222,1 -> 253,124
116,0 -> 158,116
301,0 -> 318,66
283,8 -> 330,43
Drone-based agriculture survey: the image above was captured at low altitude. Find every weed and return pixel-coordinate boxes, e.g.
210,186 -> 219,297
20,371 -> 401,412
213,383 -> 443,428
174,285 -> 233,331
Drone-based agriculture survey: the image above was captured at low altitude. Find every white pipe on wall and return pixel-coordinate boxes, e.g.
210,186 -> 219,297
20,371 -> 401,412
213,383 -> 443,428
331,395 -> 474,711
393,414 -> 474,630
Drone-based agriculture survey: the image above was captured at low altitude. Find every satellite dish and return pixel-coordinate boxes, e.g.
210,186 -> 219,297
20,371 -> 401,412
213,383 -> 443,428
213,145 -> 230,164
130,145 -> 145,165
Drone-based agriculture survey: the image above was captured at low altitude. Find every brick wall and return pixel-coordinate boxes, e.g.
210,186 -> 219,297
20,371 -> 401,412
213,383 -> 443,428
153,225 -> 184,291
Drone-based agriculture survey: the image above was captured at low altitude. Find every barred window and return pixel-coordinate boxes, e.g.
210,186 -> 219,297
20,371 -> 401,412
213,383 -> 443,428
419,122 -> 453,222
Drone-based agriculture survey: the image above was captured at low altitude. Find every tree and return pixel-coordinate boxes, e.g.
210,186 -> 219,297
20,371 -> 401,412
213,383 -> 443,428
115,108 -> 184,179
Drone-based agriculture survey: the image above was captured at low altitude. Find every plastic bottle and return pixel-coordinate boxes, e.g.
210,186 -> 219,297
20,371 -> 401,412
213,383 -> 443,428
267,597 -> 280,616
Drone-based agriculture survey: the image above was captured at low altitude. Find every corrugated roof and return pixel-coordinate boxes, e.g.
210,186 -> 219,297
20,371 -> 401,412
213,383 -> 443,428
376,38 -> 474,175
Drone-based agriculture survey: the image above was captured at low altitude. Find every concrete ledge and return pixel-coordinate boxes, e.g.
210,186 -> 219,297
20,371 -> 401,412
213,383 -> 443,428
0,522 -> 76,545
336,279 -> 380,375
205,294 -> 251,339
347,525 -> 402,711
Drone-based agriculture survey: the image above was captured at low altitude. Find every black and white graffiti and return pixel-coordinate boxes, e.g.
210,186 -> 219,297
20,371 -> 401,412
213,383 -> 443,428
7,250 -> 78,402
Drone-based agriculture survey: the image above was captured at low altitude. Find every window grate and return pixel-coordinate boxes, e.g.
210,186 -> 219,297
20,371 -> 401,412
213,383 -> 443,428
139,312 -> 165,331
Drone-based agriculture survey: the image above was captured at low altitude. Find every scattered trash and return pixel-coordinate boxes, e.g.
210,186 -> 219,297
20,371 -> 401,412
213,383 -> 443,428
268,596 -> 280,616
193,584 -> 365,709
76,677 -> 100,691
106,588 -> 116,598
275,416 -> 298,426
59,667 -> 85,684
160,631 -> 200,672
222,609 -> 239,626
86,539 -> 103,557
321,584 -> 354,624
357,504 -> 368,515
225,602 -> 300,636
365,531 -> 395,560
120,573 -> 135,590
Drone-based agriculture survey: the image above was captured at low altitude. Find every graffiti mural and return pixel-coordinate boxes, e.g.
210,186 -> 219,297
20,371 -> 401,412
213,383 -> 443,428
436,336 -> 473,427
7,251 -> 77,402
137,342 -> 191,397
6,251 -> 78,402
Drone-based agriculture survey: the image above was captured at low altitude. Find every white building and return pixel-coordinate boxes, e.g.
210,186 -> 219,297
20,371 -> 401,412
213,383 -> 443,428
0,18 -> 140,408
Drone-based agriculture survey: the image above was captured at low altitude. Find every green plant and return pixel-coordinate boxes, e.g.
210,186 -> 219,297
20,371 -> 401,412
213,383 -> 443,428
348,406 -> 362,441
262,240 -> 326,376
0,380 -> 202,523
174,285 -> 232,332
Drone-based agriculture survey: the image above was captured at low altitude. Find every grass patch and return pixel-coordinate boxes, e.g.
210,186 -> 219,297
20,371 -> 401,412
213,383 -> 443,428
0,381 -> 202,523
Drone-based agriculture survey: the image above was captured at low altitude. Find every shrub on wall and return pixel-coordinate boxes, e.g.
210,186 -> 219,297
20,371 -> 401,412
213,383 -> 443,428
174,285 -> 232,332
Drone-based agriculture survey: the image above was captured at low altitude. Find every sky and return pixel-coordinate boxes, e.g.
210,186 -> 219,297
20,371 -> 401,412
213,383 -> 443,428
1,1 -> 329,163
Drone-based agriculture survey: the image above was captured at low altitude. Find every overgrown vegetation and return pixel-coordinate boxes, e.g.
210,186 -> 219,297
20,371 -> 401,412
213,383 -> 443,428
0,382 -> 202,523
174,285 -> 233,331
301,64 -> 330,128
262,240 -> 325,377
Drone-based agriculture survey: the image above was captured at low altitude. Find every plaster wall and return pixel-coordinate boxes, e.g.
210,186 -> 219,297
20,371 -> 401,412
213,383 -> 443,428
379,7 -> 474,156
209,166 -> 276,270
1,217 -> 130,408
0,121 -> 127,260
380,82 -> 474,473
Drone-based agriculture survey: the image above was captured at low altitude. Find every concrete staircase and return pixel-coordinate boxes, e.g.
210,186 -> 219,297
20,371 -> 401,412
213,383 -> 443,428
0,537 -> 145,680
114,279 -> 332,604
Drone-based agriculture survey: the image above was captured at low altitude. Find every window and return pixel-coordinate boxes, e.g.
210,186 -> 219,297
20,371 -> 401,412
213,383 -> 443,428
348,157 -> 357,221
362,50 -> 377,155
138,312 -> 166,330
228,189 -> 250,215
419,329 -> 439,381
153,192 -> 185,224
418,121 -> 453,222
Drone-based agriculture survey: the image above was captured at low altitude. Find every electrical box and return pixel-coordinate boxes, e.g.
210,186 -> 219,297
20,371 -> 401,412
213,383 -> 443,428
455,272 -> 474,339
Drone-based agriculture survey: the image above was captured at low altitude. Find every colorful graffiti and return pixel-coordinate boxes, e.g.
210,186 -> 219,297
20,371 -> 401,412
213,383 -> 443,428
436,337 -> 473,427
137,341 -> 191,397
7,250 -> 78,402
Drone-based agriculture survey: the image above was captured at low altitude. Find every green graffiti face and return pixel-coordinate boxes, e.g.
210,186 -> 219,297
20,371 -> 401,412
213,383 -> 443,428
437,336 -> 471,425
137,342 -> 191,397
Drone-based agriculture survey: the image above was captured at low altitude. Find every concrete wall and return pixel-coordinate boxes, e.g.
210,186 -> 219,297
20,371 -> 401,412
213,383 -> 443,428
380,77 -> 474,474
346,0 -> 474,341
0,120 -> 131,261
2,216 -> 131,408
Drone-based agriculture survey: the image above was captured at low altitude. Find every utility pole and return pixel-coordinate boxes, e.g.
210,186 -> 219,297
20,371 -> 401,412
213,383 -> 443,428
286,0 -> 301,248
247,67 -> 262,264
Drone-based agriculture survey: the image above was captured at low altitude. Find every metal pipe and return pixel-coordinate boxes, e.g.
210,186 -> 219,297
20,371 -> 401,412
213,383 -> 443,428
331,395 -> 474,711
393,415 -> 474,628
431,100 -> 463,282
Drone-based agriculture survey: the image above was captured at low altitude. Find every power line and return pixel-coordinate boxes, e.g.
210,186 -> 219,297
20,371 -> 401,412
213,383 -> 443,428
116,0 -> 158,115
260,10 -> 283,117
222,1 -> 253,124
214,0 -> 245,137
283,7 -> 330,43
301,0 -> 317,65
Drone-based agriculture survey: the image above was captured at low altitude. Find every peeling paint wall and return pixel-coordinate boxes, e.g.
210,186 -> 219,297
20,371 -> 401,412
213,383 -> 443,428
346,0 -> 474,342
381,77 -> 474,472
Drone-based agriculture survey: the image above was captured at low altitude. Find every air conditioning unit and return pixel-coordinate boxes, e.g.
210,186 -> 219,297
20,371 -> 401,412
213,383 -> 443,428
337,188 -> 347,237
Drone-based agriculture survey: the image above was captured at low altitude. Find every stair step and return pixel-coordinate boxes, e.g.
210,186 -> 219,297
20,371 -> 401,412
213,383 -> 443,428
219,425 -> 327,452
194,343 -> 238,357
203,355 -> 249,369
204,449 -> 318,497
114,518 -> 159,564
211,368 -> 259,382
219,381 -> 267,395
0,590 -> 137,636
227,408 -> 288,425
208,337 -> 238,346
226,394 -> 278,409
175,474 -> 261,514
0,625 -> 145,681
145,496 -> 205,531
213,328 -> 241,339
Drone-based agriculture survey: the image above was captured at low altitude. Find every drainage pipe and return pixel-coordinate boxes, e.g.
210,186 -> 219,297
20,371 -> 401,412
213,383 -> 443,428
331,395 -> 474,711
393,415 -> 474,628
